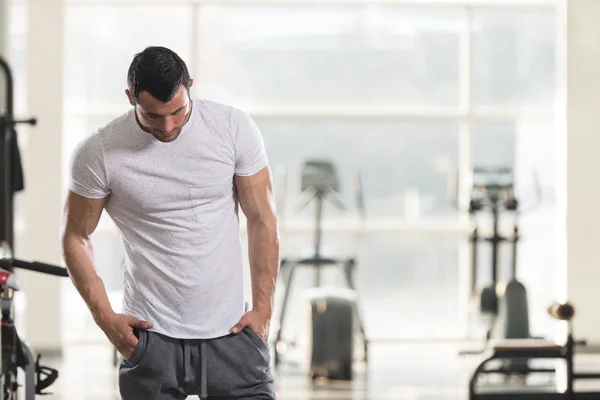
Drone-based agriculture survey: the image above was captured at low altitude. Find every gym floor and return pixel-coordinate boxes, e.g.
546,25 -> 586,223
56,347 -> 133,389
28,341 -> 600,399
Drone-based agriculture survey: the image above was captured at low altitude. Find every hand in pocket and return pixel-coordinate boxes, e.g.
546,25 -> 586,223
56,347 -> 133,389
98,312 -> 153,358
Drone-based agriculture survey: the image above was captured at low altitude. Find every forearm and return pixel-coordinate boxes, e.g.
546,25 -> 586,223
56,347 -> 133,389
61,233 -> 114,326
247,215 -> 279,317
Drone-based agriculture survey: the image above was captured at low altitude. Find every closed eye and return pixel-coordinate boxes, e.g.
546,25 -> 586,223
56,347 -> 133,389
145,107 -> 185,119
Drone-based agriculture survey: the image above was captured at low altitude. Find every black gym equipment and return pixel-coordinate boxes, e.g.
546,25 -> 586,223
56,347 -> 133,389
273,159 -> 368,381
469,301 -> 600,400
0,55 -> 69,399
459,167 -> 541,375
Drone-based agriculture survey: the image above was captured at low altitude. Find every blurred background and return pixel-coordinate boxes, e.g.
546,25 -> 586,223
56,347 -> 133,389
4,0 -> 600,399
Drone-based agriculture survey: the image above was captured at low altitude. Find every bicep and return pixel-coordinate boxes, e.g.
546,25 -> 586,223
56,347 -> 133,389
61,191 -> 108,239
234,167 -> 276,221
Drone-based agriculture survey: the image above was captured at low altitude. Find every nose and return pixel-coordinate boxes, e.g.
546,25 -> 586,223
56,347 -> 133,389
161,117 -> 177,134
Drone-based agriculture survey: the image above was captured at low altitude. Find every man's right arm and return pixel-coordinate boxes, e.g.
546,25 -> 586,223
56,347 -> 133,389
60,191 -> 152,357
60,191 -> 113,326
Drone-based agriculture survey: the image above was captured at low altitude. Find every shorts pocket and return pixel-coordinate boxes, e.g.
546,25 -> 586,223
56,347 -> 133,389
240,327 -> 271,372
125,328 -> 148,367
243,327 -> 270,350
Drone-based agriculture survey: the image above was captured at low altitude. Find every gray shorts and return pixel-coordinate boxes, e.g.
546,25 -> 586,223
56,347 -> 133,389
119,327 -> 276,399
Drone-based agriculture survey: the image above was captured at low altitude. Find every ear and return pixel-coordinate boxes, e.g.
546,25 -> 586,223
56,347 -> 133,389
189,79 -> 194,89
125,89 -> 135,106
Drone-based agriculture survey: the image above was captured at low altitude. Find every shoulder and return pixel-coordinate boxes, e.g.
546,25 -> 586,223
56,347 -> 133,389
72,131 -> 103,159
193,99 -> 258,146
194,98 -> 238,114
72,110 -> 132,158
97,110 -> 135,142
193,99 -> 253,126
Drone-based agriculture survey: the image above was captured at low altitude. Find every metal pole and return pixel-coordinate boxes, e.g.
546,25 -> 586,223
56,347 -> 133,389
0,56 -> 14,251
313,192 -> 323,287
491,198 -> 499,286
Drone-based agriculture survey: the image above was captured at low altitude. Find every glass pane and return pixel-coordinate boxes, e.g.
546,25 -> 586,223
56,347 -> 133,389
255,117 -> 460,221
514,118 -> 557,209
64,4 -> 193,110
196,5 -> 462,107
271,231 -> 462,341
471,7 -> 557,108
472,120 -> 516,168
472,117 -> 556,209
357,232 -> 461,339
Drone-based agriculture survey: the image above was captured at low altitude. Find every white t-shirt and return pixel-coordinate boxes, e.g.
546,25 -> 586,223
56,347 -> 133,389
68,99 -> 269,339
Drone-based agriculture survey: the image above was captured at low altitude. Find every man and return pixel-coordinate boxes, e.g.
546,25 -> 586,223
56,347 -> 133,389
60,46 -> 279,399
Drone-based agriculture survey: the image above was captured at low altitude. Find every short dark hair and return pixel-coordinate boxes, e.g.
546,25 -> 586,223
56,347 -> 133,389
127,46 -> 191,103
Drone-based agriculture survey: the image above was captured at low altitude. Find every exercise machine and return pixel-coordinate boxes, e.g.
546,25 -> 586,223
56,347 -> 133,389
469,301 -> 600,399
0,244 -> 68,400
460,167 -> 540,375
0,55 -> 69,399
272,159 -> 368,381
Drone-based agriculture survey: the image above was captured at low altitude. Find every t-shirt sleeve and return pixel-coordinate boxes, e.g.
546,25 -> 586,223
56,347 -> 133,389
68,134 -> 111,199
233,109 -> 269,176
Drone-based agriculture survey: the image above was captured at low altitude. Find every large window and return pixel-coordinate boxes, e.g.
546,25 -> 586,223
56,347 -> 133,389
60,1 -> 560,342
196,6 -> 462,109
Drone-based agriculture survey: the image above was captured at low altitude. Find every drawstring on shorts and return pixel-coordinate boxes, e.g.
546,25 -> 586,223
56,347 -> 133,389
181,339 -> 208,399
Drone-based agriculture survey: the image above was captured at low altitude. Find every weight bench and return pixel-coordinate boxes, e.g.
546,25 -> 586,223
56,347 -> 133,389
469,302 -> 600,400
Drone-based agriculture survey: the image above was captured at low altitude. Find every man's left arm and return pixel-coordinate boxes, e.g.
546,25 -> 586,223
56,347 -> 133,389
230,166 -> 280,340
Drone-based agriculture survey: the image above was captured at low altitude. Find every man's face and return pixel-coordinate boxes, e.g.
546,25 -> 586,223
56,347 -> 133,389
127,83 -> 193,143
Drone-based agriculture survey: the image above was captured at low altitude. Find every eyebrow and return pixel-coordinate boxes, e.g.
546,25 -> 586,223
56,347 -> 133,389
146,106 -> 186,117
